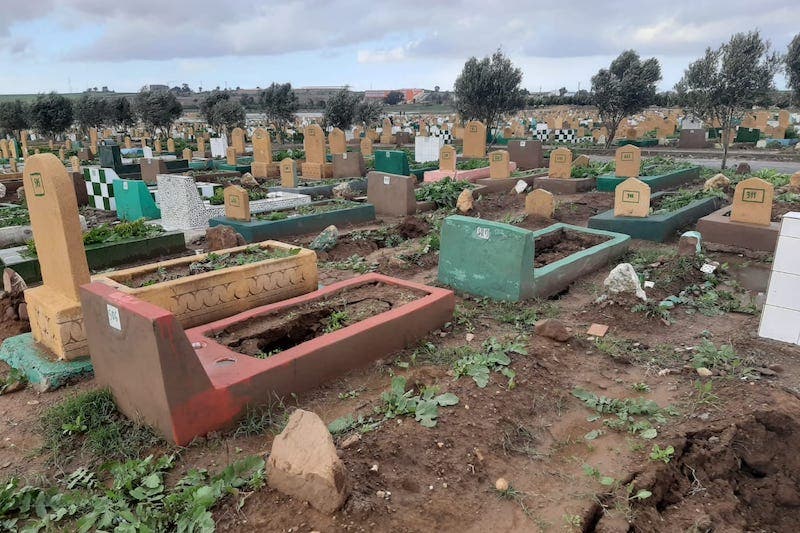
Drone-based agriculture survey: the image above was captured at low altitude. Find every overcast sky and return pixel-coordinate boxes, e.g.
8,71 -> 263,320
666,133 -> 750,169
0,0 -> 796,95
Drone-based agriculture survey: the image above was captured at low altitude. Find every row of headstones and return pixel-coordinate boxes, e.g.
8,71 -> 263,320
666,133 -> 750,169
613,175 -> 777,226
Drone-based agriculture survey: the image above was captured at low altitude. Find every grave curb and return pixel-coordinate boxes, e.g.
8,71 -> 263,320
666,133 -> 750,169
0,333 -> 93,391
587,193 -> 725,242
596,166 -> 701,192
532,176 -> 596,194
268,178 -> 367,198
530,223 -> 630,298
1,231 -> 187,284
696,205 -> 781,252
209,201 -> 376,242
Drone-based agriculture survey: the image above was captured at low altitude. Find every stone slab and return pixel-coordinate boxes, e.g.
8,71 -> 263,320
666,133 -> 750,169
209,201 -> 376,242
533,176 -> 596,194
588,193 -> 724,242
696,206 -> 780,252
0,333 -> 93,391
596,167 -> 700,193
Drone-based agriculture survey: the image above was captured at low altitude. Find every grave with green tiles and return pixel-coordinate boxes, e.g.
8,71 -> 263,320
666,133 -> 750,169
437,215 -> 630,301
374,150 -> 410,176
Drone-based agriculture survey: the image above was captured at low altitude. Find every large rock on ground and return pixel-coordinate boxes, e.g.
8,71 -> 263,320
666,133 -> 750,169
205,225 -> 246,251
3,268 -> 26,296
240,172 -> 258,186
332,181 -> 358,200
268,409 -> 349,514
604,263 -> 647,301
735,162 -> 751,175
703,173 -> 730,191
534,318 -> 572,342
457,189 -> 474,213
309,225 -> 338,252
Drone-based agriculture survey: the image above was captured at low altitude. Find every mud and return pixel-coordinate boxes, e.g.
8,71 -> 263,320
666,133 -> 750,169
533,229 -> 609,268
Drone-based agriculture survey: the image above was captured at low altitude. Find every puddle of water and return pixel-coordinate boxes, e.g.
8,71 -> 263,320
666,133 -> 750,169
730,262 -> 771,293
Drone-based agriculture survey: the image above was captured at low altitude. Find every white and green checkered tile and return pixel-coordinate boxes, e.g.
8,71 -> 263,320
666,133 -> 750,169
83,166 -> 122,210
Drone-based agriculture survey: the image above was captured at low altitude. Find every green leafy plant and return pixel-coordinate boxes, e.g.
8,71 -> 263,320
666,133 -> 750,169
0,453 -> 264,531
649,444 -> 675,463
376,376 -> 459,427
650,189 -> 724,215
188,245 -> 300,275
324,255 -> 378,274
0,368 -> 26,395
570,161 -> 614,179
414,176 -> 476,208
572,388 -> 675,439
324,310 -> 349,333
452,337 -> 526,389
24,219 -> 165,257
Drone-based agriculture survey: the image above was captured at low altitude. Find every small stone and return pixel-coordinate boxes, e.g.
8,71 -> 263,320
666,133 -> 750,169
495,478 -> 509,491
703,173 -> 730,191
340,434 -> 361,449
240,172 -> 258,186
708,436 -> 720,444
332,182 -> 358,200
696,367 -> 713,377
456,189 -> 474,213
534,318 -> 572,342
768,363 -> 784,373
376,490 -> 386,498
604,263 -> 646,301
16,187 -> 25,203
586,323 -> 609,337
205,225 -> 246,252
698,412 -> 710,421
2,269 -> 26,296
370,464 -> 379,472
4,306 -> 17,321
309,225 -> 338,252
17,303 -> 27,321
267,409 -> 349,514
756,367 -> 777,377
735,162 -> 751,175
465,333 -> 475,342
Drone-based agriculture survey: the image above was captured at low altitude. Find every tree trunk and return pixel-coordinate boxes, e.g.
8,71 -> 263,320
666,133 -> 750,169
720,114 -> 730,170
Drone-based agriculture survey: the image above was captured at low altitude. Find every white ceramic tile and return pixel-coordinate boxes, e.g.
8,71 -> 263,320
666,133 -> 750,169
780,214 -> 800,239
759,304 -> 800,344
772,235 -> 800,274
765,271 -> 800,311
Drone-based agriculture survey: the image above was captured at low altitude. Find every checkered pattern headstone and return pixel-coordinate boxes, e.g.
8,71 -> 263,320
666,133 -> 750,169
84,167 -> 120,210
432,131 -> 453,145
554,129 -> 577,143
534,124 -> 550,142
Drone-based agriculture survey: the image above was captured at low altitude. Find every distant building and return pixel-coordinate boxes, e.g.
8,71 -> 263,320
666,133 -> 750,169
364,89 -> 426,104
142,84 -> 169,92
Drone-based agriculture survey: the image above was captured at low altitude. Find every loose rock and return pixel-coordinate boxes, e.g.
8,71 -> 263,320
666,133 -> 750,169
456,189 -> 474,213
703,173 -> 730,191
309,225 -> 338,252
205,225 -> 246,252
2,269 -> 27,296
267,409 -> 350,514
240,172 -> 258,186
603,263 -> 646,301
534,318 -> 572,342
735,162 -> 751,175
332,181 -> 358,200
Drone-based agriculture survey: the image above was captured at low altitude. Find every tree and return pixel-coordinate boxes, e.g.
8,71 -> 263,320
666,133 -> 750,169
207,99 -> 245,134
239,94 -> 257,109
259,82 -> 298,141
323,88 -> 361,130
787,33 -> 800,104
0,100 -> 30,136
676,31 -> 780,168
591,50 -> 661,148
30,92 -> 74,139
135,90 -> 183,134
110,97 -> 134,128
453,50 -> 525,140
355,100 -> 384,128
74,95 -> 109,132
384,90 -> 404,105
200,90 -> 230,125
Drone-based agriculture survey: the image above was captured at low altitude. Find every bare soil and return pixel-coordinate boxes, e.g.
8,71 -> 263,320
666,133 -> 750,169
533,228 -> 609,268
213,282 -> 426,357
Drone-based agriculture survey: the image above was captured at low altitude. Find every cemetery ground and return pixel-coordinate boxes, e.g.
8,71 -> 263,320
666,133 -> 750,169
2,171 -> 800,531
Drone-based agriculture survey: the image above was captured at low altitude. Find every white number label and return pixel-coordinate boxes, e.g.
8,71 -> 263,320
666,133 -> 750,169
383,176 -> 390,185
107,304 -> 121,331
476,227 -> 490,240
520,141 -> 526,147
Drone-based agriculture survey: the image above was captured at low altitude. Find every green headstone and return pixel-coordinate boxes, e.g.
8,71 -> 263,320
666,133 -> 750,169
113,179 -> 161,221
438,215 -> 534,302
99,144 -> 122,169
374,150 -> 410,176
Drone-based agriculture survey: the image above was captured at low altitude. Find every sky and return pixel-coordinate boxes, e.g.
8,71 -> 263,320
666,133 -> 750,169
0,0 -> 797,95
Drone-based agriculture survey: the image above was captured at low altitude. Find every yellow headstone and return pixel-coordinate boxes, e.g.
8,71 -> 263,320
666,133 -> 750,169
280,158 -> 298,188
329,128 -> 346,155
614,177 -> 651,218
548,147 -> 572,179
463,120 -> 487,158
525,189 -> 555,218
440,145 -> 457,172
22,154 -> 90,360
224,185 -> 250,222
615,145 -> 641,178
730,177 -> 773,226
489,150 -> 510,179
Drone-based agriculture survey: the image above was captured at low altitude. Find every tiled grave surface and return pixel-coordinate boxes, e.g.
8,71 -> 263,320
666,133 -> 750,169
759,213 -> 800,345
